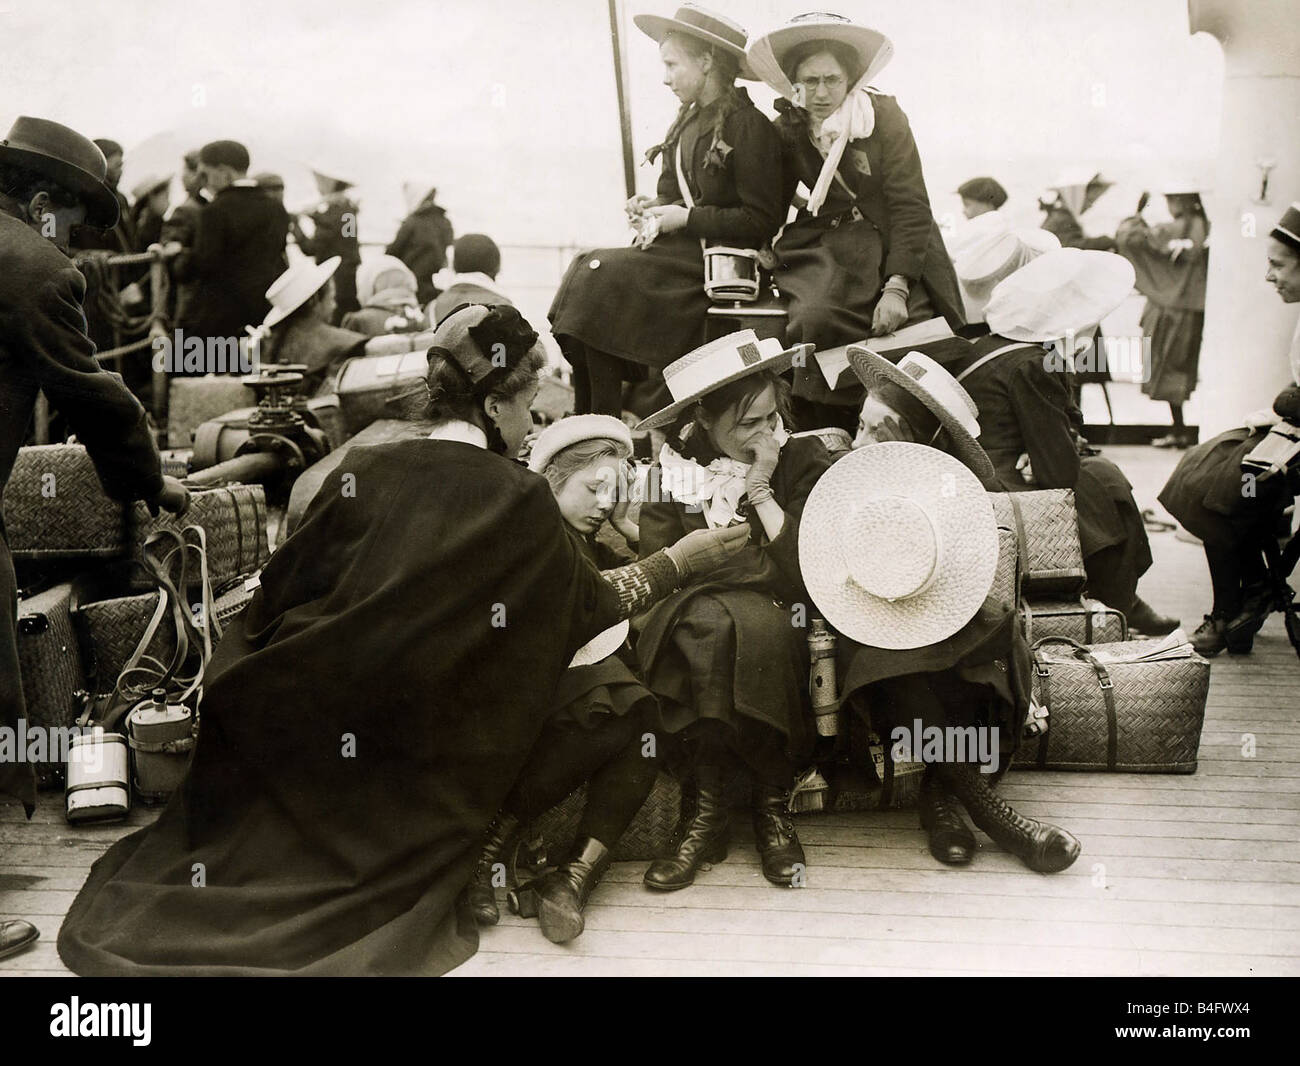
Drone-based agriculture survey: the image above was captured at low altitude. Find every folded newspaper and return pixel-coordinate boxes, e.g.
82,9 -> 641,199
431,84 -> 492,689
814,318 -> 955,391
1036,629 -> 1195,664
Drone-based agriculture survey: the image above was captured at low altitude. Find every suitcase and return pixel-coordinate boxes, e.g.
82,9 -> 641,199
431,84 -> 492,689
1021,598 -> 1128,644
15,582 -> 88,789
127,485 -> 270,591
990,489 -> 1087,598
3,445 -> 128,560
1016,635 -> 1210,773
73,588 -> 178,696
333,350 -> 428,435
167,376 -> 256,447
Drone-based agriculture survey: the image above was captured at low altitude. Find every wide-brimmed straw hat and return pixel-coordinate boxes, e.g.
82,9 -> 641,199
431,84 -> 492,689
985,248 -> 1135,343
846,348 -> 996,483
528,414 -> 633,474
799,442 -> 999,649
261,256 -> 341,329
0,116 -> 120,229
635,330 -> 811,431
130,173 -> 172,202
746,11 -> 894,99
955,227 -> 1061,321
634,4 -> 757,79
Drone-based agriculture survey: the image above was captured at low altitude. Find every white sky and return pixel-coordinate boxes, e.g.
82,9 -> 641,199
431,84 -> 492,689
1,0 -> 1222,248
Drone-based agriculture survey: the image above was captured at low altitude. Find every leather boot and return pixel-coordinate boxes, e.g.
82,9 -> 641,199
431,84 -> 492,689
643,767 -> 729,891
918,767 -> 975,866
752,784 -> 806,887
507,836 -> 611,943
936,763 -> 1080,873
466,812 -> 520,926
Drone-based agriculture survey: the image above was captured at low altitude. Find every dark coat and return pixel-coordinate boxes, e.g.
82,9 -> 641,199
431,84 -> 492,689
161,195 -> 206,325
635,434 -> 830,758
386,203 -> 454,305
1041,206 -> 1115,251
549,88 -> 785,370
265,317 -> 369,394
57,439 -> 623,975
0,213 -> 163,810
297,193 -> 362,315
773,93 -> 965,406
937,334 -> 1152,610
178,183 -> 290,340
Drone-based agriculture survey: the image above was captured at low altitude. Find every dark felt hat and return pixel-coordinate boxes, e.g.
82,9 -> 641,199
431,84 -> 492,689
0,116 -> 120,229
1270,202 -> 1300,253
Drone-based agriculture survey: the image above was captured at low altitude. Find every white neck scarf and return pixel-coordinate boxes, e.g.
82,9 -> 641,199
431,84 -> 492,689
658,420 -> 790,529
801,82 -> 876,217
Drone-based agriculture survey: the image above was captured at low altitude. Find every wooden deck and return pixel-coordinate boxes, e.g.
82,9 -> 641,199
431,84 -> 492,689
2,445 -> 1297,977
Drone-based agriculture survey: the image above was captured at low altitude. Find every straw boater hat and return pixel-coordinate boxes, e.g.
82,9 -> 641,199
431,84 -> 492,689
799,441 -> 999,649
635,330 -> 811,431
634,4 -> 758,80
130,173 -> 172,202
0,116 -> 119,229
984,248 -> 1135,343
846,348 -> 996,483
528,415 -> 633,474
261,256 -> 341,329
745,11 -> 894,98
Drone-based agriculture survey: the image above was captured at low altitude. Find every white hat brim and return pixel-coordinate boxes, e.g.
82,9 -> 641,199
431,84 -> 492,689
263,256 -> 341,329
799,442 -> 999,650
528,414 -> 633,473
985,249 -> 1135,343
747,19 -> 893,99
634,13 -> 758,79
635,343 -> 811,431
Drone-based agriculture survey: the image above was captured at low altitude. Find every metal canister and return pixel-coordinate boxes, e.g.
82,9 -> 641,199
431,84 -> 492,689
808,617 -> 840,737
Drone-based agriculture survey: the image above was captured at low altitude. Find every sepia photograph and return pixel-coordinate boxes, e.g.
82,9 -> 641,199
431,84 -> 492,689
0,0 -> 1295,1033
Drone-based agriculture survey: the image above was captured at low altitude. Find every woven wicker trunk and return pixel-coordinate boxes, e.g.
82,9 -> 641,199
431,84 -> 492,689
167,376 -> 256,447
990,489 -> 1087,598
530,772 -> 681,862
15,583 -> 87,789
126,486 -> 270,591
1022,599 -> 1128,644
3,445 -> 128,560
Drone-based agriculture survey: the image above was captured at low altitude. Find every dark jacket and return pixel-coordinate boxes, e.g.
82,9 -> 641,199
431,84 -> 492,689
160,195 -> 206,325
1041,205 -> 1116,251
0,212 -> 163,811
178,183 -> 290,340
387,203 -> 454,305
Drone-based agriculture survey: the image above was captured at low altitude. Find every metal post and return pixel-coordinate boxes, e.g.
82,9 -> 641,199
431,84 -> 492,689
608,0 -> 637,201
148,244 -> 170,436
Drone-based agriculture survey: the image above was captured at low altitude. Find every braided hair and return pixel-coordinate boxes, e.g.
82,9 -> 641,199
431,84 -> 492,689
645,32 -> 743,167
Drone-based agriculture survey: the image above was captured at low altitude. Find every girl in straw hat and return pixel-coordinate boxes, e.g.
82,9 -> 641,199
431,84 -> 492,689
464,415 -> 664,944
632,330 -> 833,890
822,346 -> 1081,873
549,5 -> 785,417
937,248 -> 1181,639
744,12 -> 964,434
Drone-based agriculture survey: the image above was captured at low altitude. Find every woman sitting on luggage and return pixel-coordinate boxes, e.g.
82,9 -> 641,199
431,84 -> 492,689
56,304 -> 750,977
744,13 -> 965,433
938,247 -> 1180,637
466,415 -> 704,944
820,348 -> 1080,873
340,254 -> 429,336
549,4 -> 784,417
633,331 -> 833,890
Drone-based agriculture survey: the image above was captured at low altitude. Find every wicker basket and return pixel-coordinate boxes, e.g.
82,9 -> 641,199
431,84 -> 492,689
529,772 -> 681,862
990,489 -> 1087,598
15,582 -> 87,789
3,445 -> 128,560
128,486 -> 269,591
74,591 -> 178,693
1022,598 -> 1128,644
1017,635 -> 1210,773
167,376 -> 256,447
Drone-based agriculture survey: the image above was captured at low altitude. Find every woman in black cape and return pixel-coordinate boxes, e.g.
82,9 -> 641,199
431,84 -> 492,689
57,304 -> 747,976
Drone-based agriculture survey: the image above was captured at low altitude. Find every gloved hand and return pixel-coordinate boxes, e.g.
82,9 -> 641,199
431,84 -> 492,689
146,475 -> 191,518
664,523 -> 751,580
744,430 -> 781,501
871,288 -> 909,336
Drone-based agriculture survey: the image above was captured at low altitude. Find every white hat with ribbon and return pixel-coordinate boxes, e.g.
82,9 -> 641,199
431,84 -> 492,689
799,441 -> 999,649
635,330 -> 811,431
985,248 -> 1135,343
261,256 -> 341,329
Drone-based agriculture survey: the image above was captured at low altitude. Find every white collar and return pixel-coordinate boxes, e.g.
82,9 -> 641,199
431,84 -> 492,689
431,269 -> 510,299
230,179 -> 259,188
428,420 -> 489,449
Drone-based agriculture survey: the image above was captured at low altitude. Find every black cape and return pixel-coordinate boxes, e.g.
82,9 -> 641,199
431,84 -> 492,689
57,439 -> 620,975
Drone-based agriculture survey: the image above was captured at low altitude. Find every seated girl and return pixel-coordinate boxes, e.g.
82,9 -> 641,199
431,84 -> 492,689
633,331 -> 833,890
341,254 -> 429,336
829,346 -> 1080,873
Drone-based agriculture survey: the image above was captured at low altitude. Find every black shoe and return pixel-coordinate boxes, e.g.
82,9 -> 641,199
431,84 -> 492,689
1125,597 -> 1181,636
919,768 -> 975,866
936,764 -> 1080,874
751,785 -> 806,887
466,812 -> 520,927
1224,584 -> 1274,653
643,768 -> 729,892
1190,614 -> 1228,657
0,919 -> 39,961
507,836 -> 611,943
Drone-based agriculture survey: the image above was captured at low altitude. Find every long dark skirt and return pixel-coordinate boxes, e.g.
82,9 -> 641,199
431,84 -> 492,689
549,233 -> 709,369
551,649 -> 656,731
1075,455 -> 1153,610
1140,303 -> 1203,405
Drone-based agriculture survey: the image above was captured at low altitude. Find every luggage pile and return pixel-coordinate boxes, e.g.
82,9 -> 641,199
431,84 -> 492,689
6,443 -> 269,808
